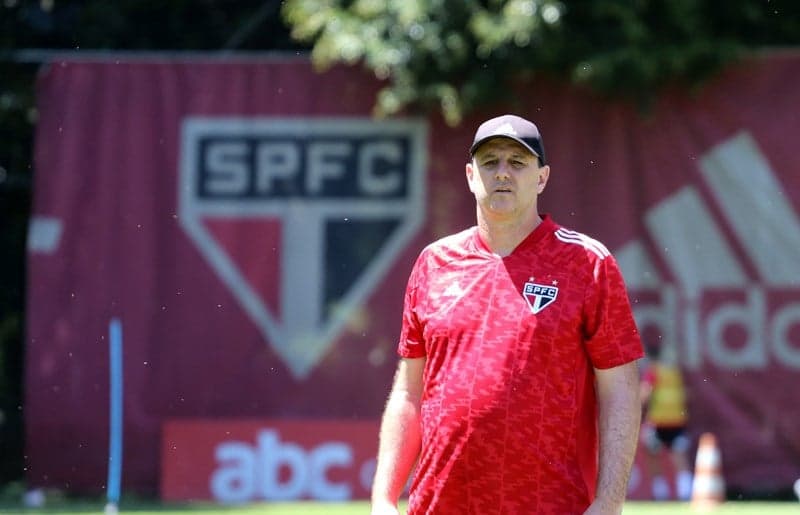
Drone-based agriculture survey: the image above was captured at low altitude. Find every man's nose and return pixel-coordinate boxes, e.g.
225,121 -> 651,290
494,162 -> 511,179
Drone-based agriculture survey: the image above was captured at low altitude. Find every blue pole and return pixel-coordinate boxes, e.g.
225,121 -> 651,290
107,318 -> 124,509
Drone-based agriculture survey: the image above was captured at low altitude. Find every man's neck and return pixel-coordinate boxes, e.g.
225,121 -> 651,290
477,212 -> 543,257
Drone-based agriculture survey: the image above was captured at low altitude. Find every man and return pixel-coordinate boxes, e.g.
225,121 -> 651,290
371,114 -> 644,514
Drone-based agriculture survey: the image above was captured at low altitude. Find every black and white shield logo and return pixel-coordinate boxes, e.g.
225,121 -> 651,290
179,117 -> 427,378
523,282 -> 558,314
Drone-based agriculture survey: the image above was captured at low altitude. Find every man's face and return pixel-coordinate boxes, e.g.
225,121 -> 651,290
466,138 -> 550,219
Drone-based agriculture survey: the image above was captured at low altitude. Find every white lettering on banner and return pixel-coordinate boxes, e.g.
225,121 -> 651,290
359,141 -> 404,195
631,286 -> 800,369
205,142 -> 249,195
616,132 -> 800,370
209,430 -> 358,503
210,442 -> 257,503
202,139 -> 405,198
256,142 -> 300,194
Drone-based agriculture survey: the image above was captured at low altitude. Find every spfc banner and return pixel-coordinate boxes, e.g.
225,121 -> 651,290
26,60 -> 431,496
179,117 -> 426,378
27,56 -> 800,499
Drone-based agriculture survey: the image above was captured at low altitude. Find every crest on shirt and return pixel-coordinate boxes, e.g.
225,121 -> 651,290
523,282 -> 558,314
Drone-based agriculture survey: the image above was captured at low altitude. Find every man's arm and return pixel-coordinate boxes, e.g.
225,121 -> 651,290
370,357 -> 426,514
585,360 -> 641,515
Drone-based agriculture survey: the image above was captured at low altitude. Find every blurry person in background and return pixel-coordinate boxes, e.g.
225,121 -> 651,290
640,341 -> 693,501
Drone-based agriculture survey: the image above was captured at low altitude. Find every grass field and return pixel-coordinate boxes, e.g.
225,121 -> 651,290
0,500 -> 797,514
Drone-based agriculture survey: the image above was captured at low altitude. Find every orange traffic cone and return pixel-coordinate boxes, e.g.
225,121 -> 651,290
691,432 -> 725,511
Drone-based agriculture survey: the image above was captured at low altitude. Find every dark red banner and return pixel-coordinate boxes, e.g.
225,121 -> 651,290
26,54 -> 800,499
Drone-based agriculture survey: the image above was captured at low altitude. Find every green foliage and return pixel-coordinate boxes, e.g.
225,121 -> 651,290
283,0 -> 800,124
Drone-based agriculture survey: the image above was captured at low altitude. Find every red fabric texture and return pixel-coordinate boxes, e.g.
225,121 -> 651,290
398,216 -> 643,513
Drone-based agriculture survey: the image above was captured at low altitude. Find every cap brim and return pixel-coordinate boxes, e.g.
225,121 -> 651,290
469,135 -> 541,159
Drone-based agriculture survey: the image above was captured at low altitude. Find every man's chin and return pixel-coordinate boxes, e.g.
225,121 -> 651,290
485,203 -> 518,217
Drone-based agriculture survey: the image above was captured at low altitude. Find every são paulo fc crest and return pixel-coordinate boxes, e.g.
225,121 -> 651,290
523,282 -> 558,314
178,117 -> 427,379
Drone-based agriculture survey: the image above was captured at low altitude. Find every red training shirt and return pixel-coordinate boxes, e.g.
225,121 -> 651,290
398,215 -> 643,514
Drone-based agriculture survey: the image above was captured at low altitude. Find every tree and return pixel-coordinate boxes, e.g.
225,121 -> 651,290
283,0 -> 800,125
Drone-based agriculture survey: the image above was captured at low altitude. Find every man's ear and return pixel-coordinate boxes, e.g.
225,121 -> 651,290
537,165 -> 551,194
466,161 -> 476,193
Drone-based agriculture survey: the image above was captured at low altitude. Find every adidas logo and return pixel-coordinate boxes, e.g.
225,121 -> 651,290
615,132 -> 800,370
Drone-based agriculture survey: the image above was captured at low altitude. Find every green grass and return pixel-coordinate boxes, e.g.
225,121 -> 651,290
0,500 -> 797,514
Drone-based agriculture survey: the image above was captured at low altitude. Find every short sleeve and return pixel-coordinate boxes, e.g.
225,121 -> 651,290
398,254 -> 426,358
582,254 -> 644,369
